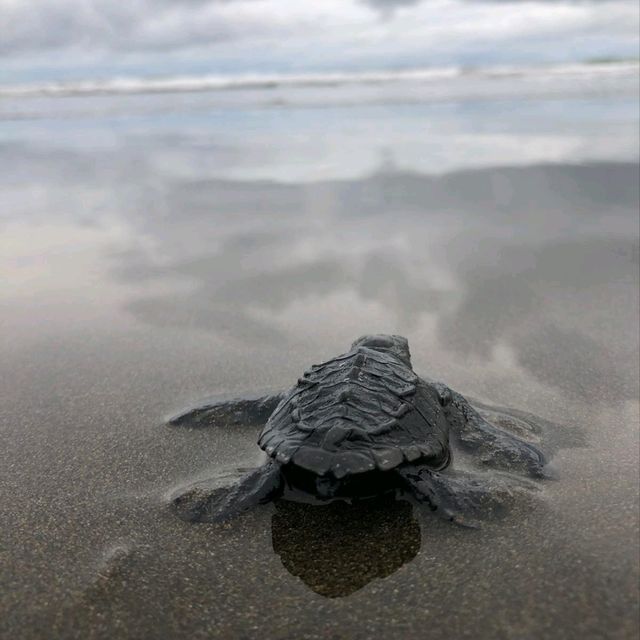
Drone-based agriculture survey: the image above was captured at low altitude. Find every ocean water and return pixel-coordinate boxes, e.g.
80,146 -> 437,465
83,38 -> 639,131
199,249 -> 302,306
0,65 -> 638,638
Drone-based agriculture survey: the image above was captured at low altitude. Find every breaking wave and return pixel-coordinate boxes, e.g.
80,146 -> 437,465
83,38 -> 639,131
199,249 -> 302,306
1,61 -> 637,99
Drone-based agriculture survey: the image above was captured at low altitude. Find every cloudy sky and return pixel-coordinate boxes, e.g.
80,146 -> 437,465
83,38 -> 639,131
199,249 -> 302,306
1,0 -> 638,84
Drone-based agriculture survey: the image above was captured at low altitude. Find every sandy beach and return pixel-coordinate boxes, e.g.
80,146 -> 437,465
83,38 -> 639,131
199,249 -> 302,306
0,67 -> 638,639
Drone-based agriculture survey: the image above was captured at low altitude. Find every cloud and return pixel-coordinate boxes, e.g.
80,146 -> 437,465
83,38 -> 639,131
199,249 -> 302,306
0,1 -> 247,55
0,0 -> 637,80
364,0 -> 631,7
0,1 -> 376,56
362,0 -> 422,13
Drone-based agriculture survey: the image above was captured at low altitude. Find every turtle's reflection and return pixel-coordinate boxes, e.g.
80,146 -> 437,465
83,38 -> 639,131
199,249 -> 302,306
271,495 -> 421,598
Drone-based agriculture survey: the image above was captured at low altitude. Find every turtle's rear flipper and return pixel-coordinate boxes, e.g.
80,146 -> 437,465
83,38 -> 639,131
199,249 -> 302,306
396,464 -> 531,528
171,461 -> 283,523
167,392 -> 285,429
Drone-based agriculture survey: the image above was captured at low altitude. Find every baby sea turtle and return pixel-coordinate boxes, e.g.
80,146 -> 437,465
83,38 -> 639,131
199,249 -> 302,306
168,335 -> 554,526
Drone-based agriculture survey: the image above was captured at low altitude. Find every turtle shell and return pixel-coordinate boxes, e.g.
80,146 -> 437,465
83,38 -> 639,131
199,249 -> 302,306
257,344 -> 450,478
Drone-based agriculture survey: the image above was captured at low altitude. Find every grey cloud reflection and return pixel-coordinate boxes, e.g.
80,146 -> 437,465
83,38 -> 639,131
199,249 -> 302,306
518,323 -> 635,400
4,137 -> 635,401
109,157 -> 638,402
439,237 -> 639,401
122,249 -> 444,342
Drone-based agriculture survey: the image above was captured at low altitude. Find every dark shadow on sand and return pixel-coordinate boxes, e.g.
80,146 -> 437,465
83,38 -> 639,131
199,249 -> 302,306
271,496 -> 421,598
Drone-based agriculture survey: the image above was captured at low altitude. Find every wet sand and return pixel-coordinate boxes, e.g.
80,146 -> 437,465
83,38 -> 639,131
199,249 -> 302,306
0,73 -> 638,639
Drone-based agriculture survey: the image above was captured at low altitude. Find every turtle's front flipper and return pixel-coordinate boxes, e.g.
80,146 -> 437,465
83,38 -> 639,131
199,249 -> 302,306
433,383 -> 547,478
167,392 -> 286,428
396,464 -> 531,528
171,461 -> 283,523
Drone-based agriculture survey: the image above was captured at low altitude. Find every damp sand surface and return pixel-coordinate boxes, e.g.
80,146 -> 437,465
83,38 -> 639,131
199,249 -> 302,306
0,71 -> 639,639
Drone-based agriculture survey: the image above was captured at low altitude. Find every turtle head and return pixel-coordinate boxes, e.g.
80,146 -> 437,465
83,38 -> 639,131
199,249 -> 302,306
351,334 -> 411,367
